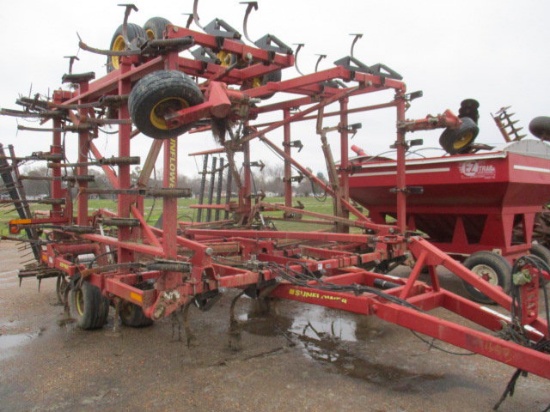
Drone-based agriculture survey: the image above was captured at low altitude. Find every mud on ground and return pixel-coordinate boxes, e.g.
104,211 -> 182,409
0,241 -> 549,412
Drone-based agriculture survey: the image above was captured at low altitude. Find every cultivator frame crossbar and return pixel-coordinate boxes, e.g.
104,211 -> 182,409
1,2 -> 550,393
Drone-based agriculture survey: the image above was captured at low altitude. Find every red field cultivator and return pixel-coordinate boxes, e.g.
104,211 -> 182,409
1,2 -> 549,407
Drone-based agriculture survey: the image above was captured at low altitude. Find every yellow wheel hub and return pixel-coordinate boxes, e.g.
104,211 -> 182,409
453,131 -> 474,150
150,97 -> 189,130
110,35 -> 127,70
217,51 -> 235,67
75,289 -> 85,316
146,29 -> 156,41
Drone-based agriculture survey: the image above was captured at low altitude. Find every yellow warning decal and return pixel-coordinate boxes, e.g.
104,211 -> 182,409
9,218 -> 31,225
130,292 -> 143,303
288,288 -> 347,304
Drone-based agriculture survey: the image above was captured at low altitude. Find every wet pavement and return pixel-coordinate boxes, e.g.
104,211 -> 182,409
0,241 -> 549,411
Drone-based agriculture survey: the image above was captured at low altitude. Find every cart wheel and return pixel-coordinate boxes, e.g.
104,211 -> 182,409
107,23 -> 147,73
439,117 -> 479,154
56,274 -> 69,305
120,301 -> 153,327
69,282 -> 110,330
217,50 -> 239,67
462,251 -> 511,304
529,116 -> 550,141
529,243 -> 550,287
143,17 -> 172,41
128,70 -> 204,139
242,69 -> 282,100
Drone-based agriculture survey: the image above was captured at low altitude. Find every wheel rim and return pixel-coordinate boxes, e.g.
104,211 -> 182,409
217,51 -> 235,67
75,289 -> 85,316
452,131 -> 474,150
146,29 -> 156,41
149,97 -> 189,130
120,302 -> 133,320
251,77 -> 262,89
470,263 -> 499,285
110,35 -> 127,70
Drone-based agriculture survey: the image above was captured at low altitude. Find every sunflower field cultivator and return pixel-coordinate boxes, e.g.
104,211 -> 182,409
1,1 -> 549,404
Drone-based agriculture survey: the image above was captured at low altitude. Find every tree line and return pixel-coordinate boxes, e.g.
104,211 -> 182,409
11,163 -> 327,199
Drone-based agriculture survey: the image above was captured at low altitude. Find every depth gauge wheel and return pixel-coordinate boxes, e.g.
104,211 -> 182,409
107,23 -> 147,72
439,117 -> 479,154
462,251 -> 511,304
69,282 -> 110,330
242,69 -> 282,100
120,301 -> 153,327
143,17 -> 172,40
128,70 -> 204,139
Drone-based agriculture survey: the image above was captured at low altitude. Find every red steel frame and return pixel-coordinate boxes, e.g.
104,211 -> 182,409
3,19 -> 550,382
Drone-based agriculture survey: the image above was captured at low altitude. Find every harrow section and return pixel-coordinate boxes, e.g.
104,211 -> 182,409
0,2 -> 549,404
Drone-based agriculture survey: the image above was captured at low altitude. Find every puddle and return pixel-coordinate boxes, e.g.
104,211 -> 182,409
240,303 -> 442,391
0,331 -> 40,360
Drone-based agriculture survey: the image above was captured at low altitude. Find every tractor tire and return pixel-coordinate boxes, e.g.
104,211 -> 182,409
529,116 -> 550,141
120,301 -> 153,327
529,243 -> 550,287
439,117 -> 479,155
128,70 -> 204,139
69,282 -> 110,330
143,17 -> 172,41
107,23 -> 147,73
462,251 -> 511,304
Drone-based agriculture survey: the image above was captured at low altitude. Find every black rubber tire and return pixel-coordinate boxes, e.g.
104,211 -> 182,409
143,17 -> 172,41
439,117 -> 479,154
529,116 -> 550,141
69,282 -> 110,330
530,243 -> 550,287
106,23 -> 147,73
128,70 -> 204,139
120,301 -> 154,327
462,251 -> 511,304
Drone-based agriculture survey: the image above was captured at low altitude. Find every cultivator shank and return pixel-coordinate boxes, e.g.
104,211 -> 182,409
1,2 -> 549,401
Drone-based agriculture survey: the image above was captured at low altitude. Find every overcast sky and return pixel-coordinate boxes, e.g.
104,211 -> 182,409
1,0 -> 549,177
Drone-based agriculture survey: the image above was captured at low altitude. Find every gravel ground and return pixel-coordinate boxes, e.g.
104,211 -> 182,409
0,241 -> 549,412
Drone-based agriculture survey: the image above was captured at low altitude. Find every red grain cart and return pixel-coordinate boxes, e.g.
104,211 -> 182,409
349,140 -> 550,302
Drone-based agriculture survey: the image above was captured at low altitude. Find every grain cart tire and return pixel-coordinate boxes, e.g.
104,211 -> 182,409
120,301 -> 154,327
462,251 -> 511,304
529,243 -> 550,286
107,23 -> 147,73
69,282 -> 110,330
529,116 -> 550,141
143,17 -> 172,40
439,117 -> 479,154
129,70 -> 204,139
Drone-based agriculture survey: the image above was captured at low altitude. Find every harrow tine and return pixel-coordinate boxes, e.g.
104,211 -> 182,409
118,4 -> 139,49
63,55 -> 79,74
293,43 -> 305,75
182,13 -> 193,29
191,0 -> 204,30
228,289 -> 246,351
240,1 -> 258,44
315,54 -> 327,72
350,33 -> 363,58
